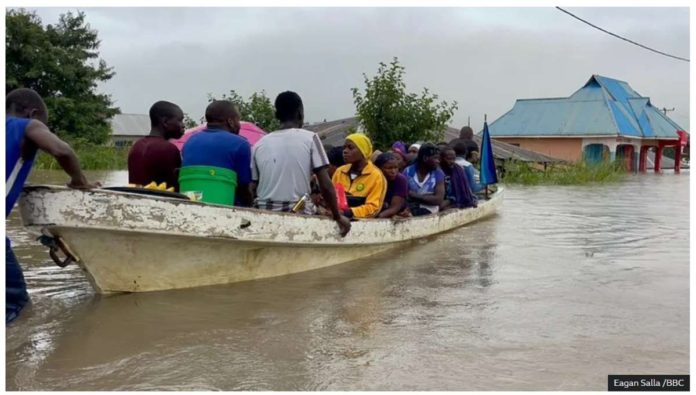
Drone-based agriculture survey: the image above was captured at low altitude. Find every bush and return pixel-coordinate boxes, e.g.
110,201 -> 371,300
34,140 -> 128,170
501,160 -> 627,185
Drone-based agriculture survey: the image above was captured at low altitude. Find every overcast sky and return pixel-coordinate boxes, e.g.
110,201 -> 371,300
28,7 -> 690,130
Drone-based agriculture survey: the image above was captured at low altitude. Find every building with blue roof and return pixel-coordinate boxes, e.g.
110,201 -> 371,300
488,75 -> 688,172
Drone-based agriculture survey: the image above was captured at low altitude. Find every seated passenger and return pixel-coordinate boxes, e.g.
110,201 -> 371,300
374,152 -> 409,218
460,148 -> 484,193
439,147 -> 477,210
128,101 -> 185,191
407,143 -> 421,165
332,133 -> 387,219
403,143 -> 445,216
326,146 -> 346,178
251,91 -> 350,236
450,126 -> 479,166
181,100 -> 252,206
389,141 -> 409,172
370,149 -> 383,163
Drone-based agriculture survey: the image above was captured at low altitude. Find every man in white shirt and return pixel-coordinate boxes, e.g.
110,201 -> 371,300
251,91 -> 350,237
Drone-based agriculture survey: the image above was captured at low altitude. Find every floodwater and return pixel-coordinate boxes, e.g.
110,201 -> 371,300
5,170 -> 690,390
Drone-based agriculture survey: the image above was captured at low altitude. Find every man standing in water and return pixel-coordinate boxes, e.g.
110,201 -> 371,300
128,101 -> 185,191
251,91 -> 350,237
6,88 -> 100,324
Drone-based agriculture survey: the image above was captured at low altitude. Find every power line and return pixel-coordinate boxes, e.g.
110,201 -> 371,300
556,7 -> 690,63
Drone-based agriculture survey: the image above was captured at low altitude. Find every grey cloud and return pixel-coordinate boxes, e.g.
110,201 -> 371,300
28,7 -> 689,130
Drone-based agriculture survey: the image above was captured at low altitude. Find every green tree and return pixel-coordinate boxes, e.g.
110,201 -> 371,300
6,9 -> 119,144
351,58 -> 458,149
183,113 -> 200,129
208,90 -> 280,131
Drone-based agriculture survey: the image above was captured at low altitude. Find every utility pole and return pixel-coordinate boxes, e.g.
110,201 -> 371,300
662,107 -> 675,116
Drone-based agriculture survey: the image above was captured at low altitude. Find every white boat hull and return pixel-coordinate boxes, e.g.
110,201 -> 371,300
19,186 -> 503,293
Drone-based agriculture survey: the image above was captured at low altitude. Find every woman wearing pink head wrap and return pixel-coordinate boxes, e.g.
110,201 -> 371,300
389,141 -> 409,171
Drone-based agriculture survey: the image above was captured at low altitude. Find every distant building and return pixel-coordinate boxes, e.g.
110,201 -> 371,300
488,75 -> 688,172
305,116 -> 564,165
110,113 -> 150,146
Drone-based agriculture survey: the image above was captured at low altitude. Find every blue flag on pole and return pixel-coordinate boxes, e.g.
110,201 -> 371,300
480,121 -> 498,186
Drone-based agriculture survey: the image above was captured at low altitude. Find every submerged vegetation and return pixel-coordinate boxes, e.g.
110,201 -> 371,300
34,141 -> 128,171
500,160 -> 627,185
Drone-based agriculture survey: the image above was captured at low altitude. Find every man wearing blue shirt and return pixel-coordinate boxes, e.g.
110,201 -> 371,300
6,88 -> 99,323
181,100 -> 252,206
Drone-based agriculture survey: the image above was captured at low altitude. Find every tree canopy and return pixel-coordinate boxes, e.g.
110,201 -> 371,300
352,58 -> 457,149
207,90 -> 280,132
6,9 -> 119,144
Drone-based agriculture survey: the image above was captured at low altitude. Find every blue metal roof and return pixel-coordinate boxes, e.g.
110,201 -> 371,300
489,75 -> 685,139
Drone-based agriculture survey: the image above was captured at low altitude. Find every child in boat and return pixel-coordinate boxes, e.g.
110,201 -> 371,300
374,152 -> 410,218
439,147 -> 477,210
403,143 -> 445,216
331,133 -> 387,219
6,88 -> 100,323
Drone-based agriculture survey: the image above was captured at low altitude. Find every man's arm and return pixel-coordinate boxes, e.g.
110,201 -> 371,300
24,120 -> 99,189
315,167 -> 351,237
236,183 -> 253,207
235,143 -> 254,207
249,146 -> 259,199
249,181 -> 258,199
378,195 -> 405,218
465,165 -> 484,193
166,146 -> 181,191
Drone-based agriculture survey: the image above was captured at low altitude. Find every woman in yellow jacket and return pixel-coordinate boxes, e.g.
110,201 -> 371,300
332,133 -> 387,219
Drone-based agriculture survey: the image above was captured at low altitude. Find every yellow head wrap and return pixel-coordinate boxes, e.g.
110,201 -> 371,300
346,133 -> 373,160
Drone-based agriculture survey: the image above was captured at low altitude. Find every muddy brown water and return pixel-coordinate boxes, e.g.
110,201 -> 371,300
4,170 -> 689,390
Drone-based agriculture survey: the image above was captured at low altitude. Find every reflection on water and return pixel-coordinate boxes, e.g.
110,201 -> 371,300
5,170 -> 690,390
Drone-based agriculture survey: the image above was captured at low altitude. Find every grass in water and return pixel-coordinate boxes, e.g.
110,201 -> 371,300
34,142 -> 129,171
501,160 -> 627,185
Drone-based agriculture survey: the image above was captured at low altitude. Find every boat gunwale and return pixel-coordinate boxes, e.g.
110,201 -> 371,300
22,184 -> 502,222
20,185 -> 503,246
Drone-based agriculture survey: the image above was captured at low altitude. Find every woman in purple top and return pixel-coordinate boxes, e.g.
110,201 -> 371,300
374,152 -> 409,218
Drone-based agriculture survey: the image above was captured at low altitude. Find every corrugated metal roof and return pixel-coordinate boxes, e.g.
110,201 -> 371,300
306,117 -> 564,163
489,75 -> 686,140
110,113 -> 150,136
489,99 -> 620,137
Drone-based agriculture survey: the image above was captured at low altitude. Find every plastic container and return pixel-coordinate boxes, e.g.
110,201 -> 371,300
179,166 -> 237,206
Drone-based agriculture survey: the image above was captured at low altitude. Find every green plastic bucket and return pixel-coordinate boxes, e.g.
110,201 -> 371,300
179,165 -> 237,206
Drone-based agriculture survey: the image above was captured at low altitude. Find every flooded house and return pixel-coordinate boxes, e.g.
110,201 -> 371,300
487,75 -> 688,172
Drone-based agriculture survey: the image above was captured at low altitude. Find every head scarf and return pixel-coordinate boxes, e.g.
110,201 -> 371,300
391,141 -> 407,155
346,133 -> 373,160
370,149 -> 383,163
409,143 -> 422,153
390,141 -> 408,161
